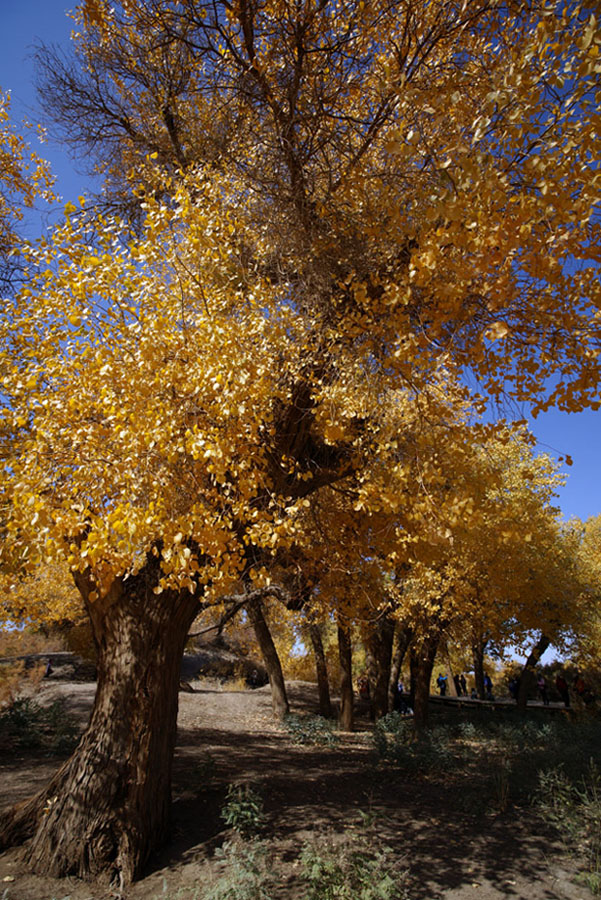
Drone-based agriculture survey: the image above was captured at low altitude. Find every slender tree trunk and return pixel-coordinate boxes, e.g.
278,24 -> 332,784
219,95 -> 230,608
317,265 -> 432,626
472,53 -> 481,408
246,598 -> 289,718
365,616 -> 395,720
0,560 -> 200,885
517,633 -> 550,711
472,639 -> 487,700
443,642 -> 458,697
308,623 -> 332,718
338,623 -> 354,731
411,634 -> 439,730
387,625 -> 412,713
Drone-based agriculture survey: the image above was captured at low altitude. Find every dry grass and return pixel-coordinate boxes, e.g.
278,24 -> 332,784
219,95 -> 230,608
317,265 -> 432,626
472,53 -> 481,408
0,661 -> 45,709
0,629 -> 65,659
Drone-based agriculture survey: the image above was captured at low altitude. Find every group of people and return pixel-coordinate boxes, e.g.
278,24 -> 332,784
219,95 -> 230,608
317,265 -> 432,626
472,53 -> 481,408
436,671 -> 495,700
508,670 -> 595,707
358,668 -> 595,711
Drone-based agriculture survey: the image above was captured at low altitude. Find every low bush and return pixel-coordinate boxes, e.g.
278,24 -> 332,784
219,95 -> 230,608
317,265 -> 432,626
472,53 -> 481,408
0,697 -> 79,755
535,761 -> 601,894
300,830 -> 409,900
205,839 -> 274,900
283,713 -> 339,747
373,713 -> 455,772
220,783 -> 266,838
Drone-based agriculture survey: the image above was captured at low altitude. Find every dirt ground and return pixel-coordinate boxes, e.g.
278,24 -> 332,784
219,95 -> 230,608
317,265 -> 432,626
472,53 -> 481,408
0,678 -> 595,900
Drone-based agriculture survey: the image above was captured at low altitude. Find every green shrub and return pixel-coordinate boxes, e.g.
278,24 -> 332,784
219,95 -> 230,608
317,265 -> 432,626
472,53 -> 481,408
220,784 -> 266,838
300,830 -> 409,900
373,714 -> 456,773
372,711 -> 414,766
283,713 -> 339,747
205,839 -> 274,900
536,761 -> 601,894
0,698 -> 78,755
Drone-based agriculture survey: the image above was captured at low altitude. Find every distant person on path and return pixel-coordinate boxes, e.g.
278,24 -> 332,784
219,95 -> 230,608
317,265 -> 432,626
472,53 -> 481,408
483,673 -> 493,700
508,677 -> 520,702
555,673 -> 570,707
394,683 -> 411,715
573,672 -> 594,705
537,673 -> 550,705
358,675 -> 370,699
574,672 -> 586,697
453,674 -> 461,696
470,687 -> 478,699
44,658 -> 53,677
436,673 -> 448,696
460,673 -> 467,696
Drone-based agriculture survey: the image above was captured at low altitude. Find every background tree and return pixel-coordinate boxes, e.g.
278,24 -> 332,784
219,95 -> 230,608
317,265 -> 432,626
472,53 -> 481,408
0,90 -> 54,289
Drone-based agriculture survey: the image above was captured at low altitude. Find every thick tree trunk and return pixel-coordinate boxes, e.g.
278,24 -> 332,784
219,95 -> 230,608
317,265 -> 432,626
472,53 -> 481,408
472,639 -> 487,700
0,561 -> 200,885
308,623 -> 332,718
517,633 -> 550,711
365,616 -> 395,720
247,598 -> 289,718
337,623 -> 354,731
410,634 -> 439,730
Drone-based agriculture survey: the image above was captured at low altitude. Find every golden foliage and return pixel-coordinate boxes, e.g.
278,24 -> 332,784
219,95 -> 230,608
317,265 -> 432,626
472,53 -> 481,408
0,90 -> 55,275
1,1 -> 600,641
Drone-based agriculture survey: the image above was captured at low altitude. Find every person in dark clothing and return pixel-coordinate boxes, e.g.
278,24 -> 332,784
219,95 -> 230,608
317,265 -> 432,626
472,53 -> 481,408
459,673 -> 467,696
453,674 -> 461,696
483,673 -> 493,700
436,673 -> 448,696
555,673 -> 570,707
537,673 -> 550,705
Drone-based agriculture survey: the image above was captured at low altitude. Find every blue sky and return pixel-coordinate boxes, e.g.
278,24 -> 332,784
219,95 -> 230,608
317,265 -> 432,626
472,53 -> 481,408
2,0 -> 600,524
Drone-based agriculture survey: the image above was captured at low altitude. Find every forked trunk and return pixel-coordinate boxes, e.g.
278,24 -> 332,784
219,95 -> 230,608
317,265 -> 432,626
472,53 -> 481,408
337,623 -> 354,731
308,623 -> 332,718
0,562 -> 200,885
517,633 -> 550,710
247,597 -> 289,718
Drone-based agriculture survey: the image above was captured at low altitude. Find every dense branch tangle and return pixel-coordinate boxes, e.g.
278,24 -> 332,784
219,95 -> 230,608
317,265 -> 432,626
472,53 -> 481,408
37,0 -> 601,407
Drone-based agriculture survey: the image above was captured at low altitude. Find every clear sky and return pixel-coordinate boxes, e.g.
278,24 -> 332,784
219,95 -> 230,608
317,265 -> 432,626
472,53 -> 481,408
2,0 -> 600,524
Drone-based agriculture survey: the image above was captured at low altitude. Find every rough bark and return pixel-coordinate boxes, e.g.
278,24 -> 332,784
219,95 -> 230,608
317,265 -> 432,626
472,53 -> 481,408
410,634 -> 440,729
337,623 -> 354,731
517,633 -> 551,711
387,625 -> 412,712
365,616 -> 395,720
246,597 -> 289,718
0,559 -> 200,885
308,623 -> 332,718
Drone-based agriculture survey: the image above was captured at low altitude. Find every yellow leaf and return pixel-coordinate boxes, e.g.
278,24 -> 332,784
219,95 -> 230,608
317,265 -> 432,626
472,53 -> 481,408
485,322 -> 509,342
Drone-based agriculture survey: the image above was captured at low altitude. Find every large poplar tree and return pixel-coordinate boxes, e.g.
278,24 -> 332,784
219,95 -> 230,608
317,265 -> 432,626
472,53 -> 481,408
1,0 -> 600,884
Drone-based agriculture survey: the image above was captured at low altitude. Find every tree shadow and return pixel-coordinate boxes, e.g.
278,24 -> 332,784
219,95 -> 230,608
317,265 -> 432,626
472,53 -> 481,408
159,717 -> 578,899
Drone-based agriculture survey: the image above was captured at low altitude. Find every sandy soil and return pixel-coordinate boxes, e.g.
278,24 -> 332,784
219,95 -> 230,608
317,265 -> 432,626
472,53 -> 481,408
0,679 -> 594,900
